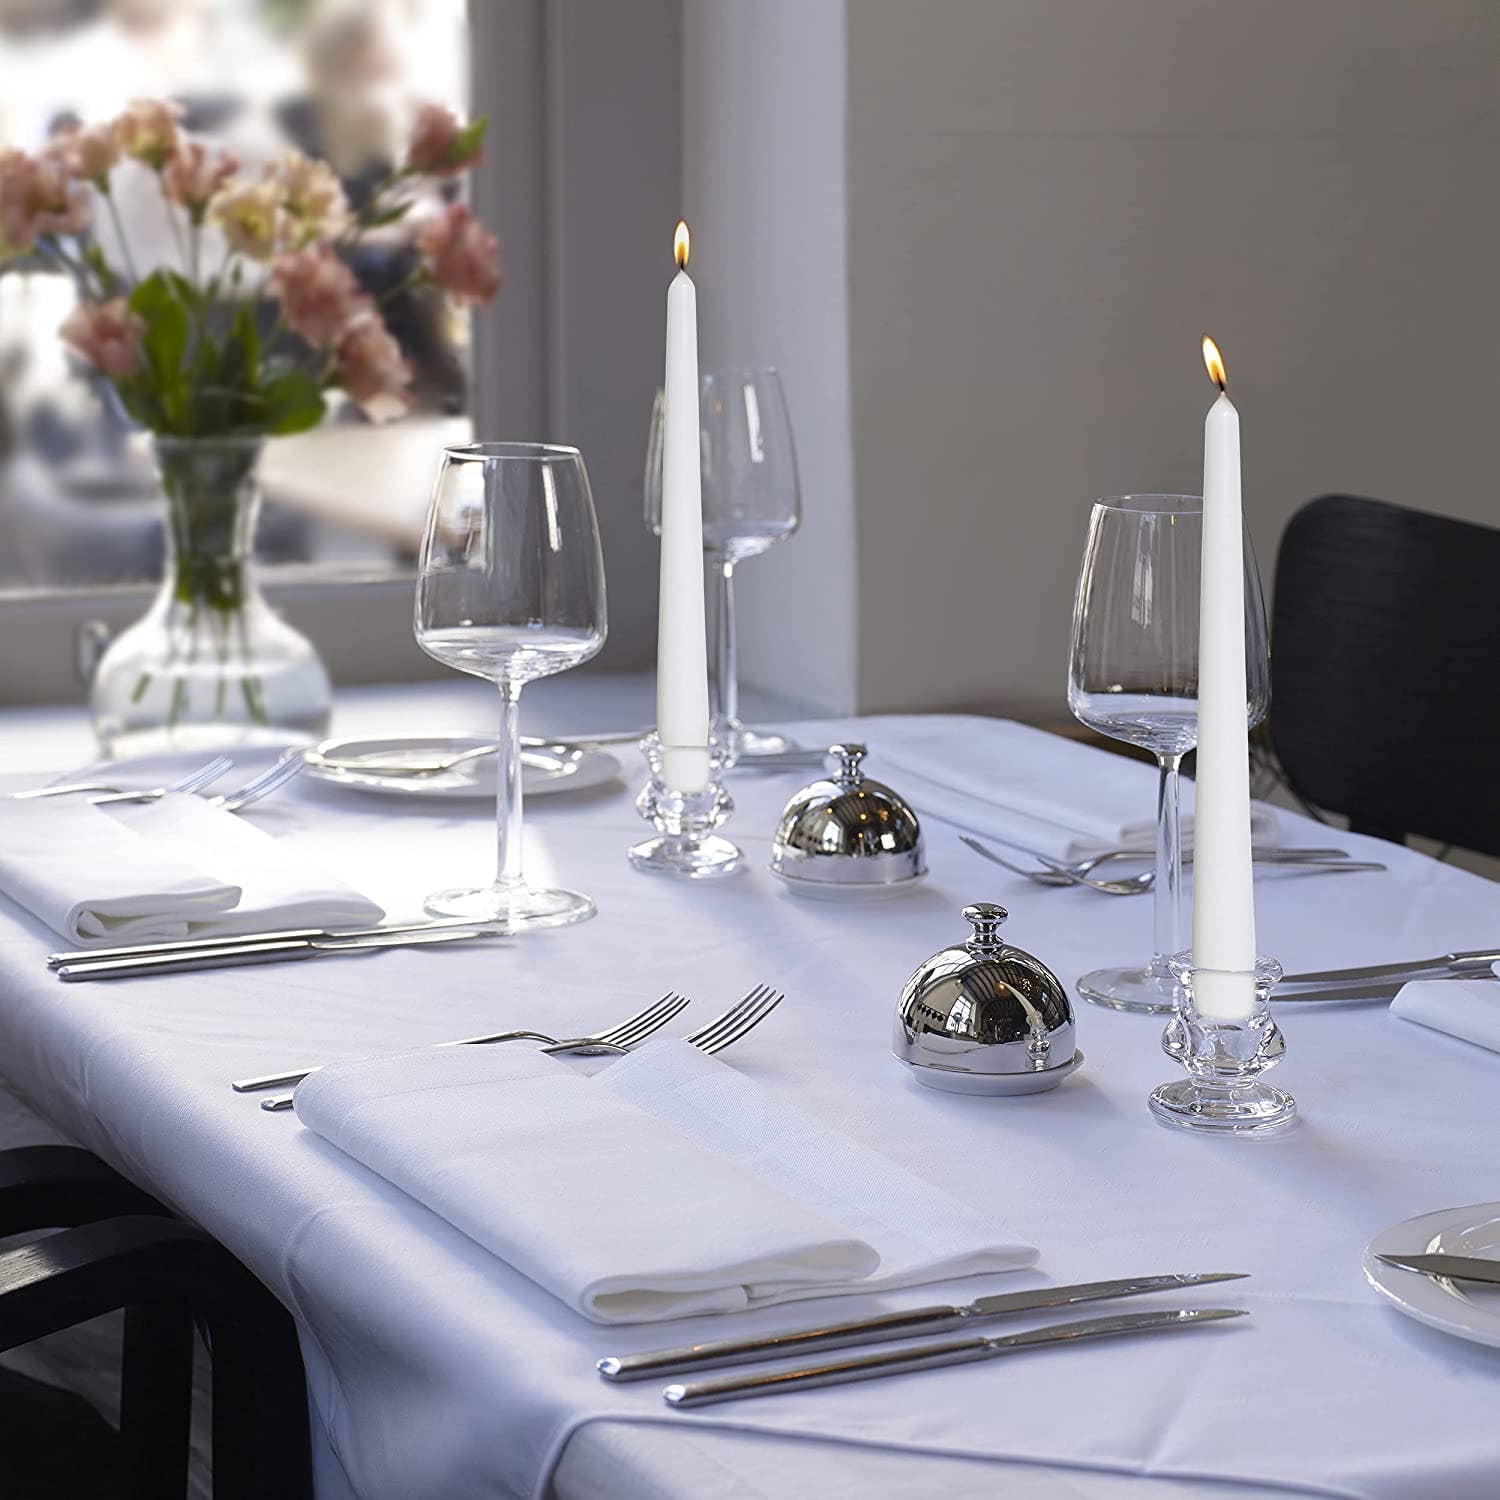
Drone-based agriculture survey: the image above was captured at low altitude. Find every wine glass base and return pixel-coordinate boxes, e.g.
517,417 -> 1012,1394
1147,1079 -> 1297,1136
713,720 -> 798,763
628,833 -> 741,879
1076,964 -> 1183,1015
422,884 -> 596,930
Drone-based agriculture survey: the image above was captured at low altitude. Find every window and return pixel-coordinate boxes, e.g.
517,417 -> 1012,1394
0,0 -> 475,695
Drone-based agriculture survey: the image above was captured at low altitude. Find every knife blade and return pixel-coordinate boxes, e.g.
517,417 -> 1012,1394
1281,950 -> 1500,986
47,916 -> 487,969
55,925 -> 504,982
1376,1252 -> 1500,1286
598,1271 -> 1248,1382
661,1306 -> 1247,1409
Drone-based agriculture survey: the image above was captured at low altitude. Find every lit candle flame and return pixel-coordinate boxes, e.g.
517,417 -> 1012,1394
1202,335 -> 1227,392
674,219 -> 690,270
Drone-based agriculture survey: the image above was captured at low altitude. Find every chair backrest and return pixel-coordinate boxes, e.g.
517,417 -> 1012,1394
1271,493 -> 1500,855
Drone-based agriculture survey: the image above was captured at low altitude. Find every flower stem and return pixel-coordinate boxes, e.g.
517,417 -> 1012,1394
101,187 -> 141,285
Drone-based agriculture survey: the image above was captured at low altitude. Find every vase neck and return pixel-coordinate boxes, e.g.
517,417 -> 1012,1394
153,438 -> 263,568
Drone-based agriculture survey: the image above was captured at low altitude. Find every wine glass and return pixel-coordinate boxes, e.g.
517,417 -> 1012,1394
415,443 -> 607,929
645,368 -> 801,760
1067,495 -> 1269,1013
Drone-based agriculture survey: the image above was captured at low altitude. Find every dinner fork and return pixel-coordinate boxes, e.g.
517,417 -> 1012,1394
91,750 -> 304,811
543,982 -> 784,1058
960,835 -> 1385,894
244,991 -> 691,1104
12,754 -> 234,802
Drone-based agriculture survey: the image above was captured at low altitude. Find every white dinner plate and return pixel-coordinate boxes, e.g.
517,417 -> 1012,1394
303,734 -> 622,801
1363,1201 -> 1500,1349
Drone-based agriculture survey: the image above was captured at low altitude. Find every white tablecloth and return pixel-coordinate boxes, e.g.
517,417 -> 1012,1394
1,682 -> 1498,1500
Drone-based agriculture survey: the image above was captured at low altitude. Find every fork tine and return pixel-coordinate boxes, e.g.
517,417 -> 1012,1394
220,753 -> 305,811
598,992 -> 689,1048
697,988 -> 784,1055
684,984 -> 773,1051
172,754 -> 235,794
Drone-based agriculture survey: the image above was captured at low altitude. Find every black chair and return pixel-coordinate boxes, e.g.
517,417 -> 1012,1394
0,1146 -> 312,1500
1271,493 -> 1500,855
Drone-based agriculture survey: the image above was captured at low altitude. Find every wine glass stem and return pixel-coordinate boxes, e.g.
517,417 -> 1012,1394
1152,752 -> 1184,970
494,679 -> 525,895
711,554 -> 739,735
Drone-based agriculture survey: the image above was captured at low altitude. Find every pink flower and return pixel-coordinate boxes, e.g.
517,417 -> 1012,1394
269,244 -> 364,348
333,308 -> 412,422
59,298 -> 144,377
417,202 -> 502,305
46,123 -> 119,186
163,141 -> 238,217
113,98 -> 182,170
405,104 -> 483,176
0,148 -> 91,251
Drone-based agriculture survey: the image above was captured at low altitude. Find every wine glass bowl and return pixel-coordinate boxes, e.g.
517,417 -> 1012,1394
646,368 -> 801,758
416,442 -> 606,929
1067,494 -> 1269,1014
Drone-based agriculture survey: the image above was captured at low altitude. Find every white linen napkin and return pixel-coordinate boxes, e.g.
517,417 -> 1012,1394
868,716 -> 1279,860
0,792 -> 383,944
1391,975 -> 1500,1054
293,1038 -> 1036,1324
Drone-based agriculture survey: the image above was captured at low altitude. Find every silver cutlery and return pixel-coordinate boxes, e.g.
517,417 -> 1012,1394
961,834 -> 1385,894
313,732 -> 649,779
1376,1252 -> 1500,1286
92,749 -> 304,811
1272,975 -> 1494,1004
12,754 -> 234,802
233,990 -> 691,1094
599,1271 -> 1248,1382
1282,950 -> 1500,986
54,923 -> 506,983
49,915 -> 504,970
552,982 -> 784,1059
257,982 -> 783,1112
661,1306 -> 1247,1409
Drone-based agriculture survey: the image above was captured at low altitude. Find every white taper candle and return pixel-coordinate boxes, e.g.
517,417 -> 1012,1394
1190,337 -> 1257,1021
656,221 -> 711,793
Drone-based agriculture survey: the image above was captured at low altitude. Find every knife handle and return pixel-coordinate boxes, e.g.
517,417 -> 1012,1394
56,938 -> 325,981
48,926 -> 325,969
599,1303 -> 960,1382
664,1331 -> 993,1407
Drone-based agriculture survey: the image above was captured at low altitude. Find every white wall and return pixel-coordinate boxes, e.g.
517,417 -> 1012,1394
845,0 -> 1500,718
681,0 -> 858,714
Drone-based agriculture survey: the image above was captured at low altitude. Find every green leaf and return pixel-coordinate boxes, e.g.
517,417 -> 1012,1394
442,114 -> 488,168
127,271 -> 190,428
360,199 -> 415,229
260,367 -> 326,435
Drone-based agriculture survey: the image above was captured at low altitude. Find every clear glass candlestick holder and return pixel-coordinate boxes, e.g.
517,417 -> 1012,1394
628,733 -> 742,878
1149,955 -> 1295,1135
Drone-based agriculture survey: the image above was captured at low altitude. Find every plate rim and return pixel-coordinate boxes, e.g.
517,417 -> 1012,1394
1363,1200 -> 1500,1349
302,731 -> 619,799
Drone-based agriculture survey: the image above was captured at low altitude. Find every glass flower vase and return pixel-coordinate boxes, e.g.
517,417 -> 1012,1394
89,436 -> 332,757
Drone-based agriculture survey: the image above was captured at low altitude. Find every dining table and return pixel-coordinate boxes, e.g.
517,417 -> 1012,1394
0,673 -> 1497,1500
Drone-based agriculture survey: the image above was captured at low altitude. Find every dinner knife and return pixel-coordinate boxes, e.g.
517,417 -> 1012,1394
597,1271 -> 1248,1382
47,916 -> 487,969
1281,950 -> 1500,986
54,925 -> 504,982
661,1306 -> 1248,1409
1376,1253 -> 1500,1285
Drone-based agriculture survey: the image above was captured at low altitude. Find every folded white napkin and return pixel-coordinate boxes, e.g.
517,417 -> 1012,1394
870,717 -> 1279,861
294,1038 -> 1036,1324
0,792 -> 383,944
1391,975 -> 1500,1054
